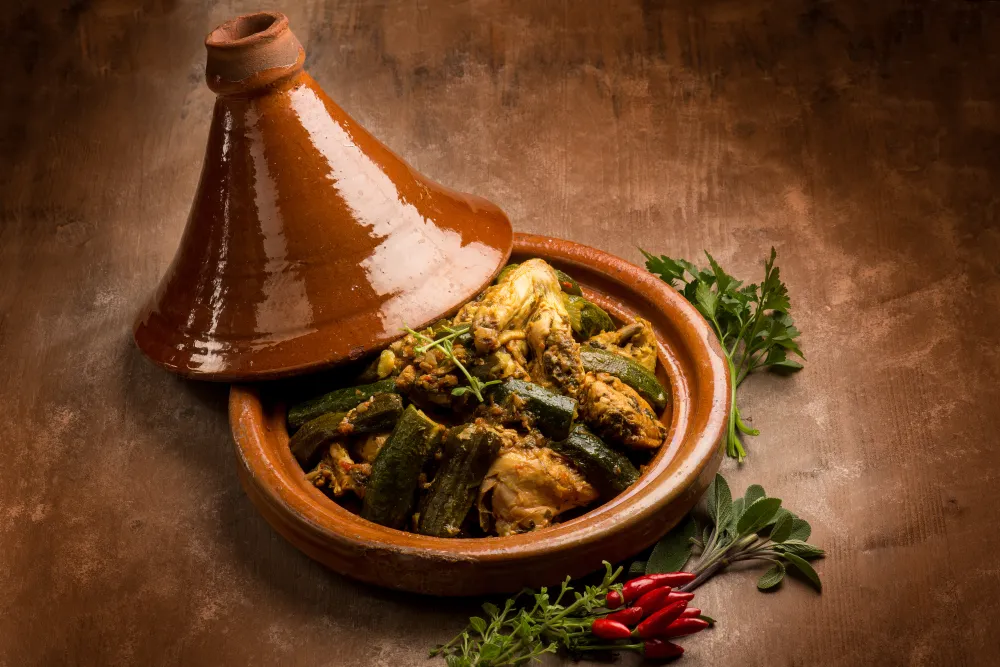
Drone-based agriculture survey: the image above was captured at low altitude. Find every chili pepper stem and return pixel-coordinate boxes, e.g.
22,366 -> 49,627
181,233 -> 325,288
575,642 -> 644,652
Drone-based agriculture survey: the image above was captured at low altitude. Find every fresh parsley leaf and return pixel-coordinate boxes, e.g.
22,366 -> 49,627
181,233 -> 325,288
642,248 -> 804,460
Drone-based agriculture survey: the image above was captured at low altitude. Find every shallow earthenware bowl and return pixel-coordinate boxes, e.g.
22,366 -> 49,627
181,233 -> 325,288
229,233 -> 729,596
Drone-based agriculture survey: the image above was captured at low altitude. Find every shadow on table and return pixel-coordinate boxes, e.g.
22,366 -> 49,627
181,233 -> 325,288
120,338 -> 480,638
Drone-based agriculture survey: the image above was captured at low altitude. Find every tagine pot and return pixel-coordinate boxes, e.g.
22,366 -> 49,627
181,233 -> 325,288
134,11 -> 513,381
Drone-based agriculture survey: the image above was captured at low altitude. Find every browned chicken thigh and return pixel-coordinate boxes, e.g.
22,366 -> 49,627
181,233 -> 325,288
478,437 -> 598,536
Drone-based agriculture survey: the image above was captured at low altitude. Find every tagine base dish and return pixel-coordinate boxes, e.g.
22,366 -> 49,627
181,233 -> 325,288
229,233 -> 728,596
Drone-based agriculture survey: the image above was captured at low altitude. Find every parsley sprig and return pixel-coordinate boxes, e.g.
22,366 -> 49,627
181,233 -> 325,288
642,248 -> 804,461
431,562 -> 624,666
640,475 -> 824,592
405,324 -> 501,402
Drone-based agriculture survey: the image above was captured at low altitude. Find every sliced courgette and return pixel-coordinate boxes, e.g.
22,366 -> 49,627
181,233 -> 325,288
490,378 -> 577,440
580,347 -> 668,412
551,424 -> 639,498
418,422 -> 502,537
287,378 -> 397,432
555,269 -> 583,296
563,294 -> 614,339
339,393 -> 404,435
289,411 -> 348,469
361,405 -> 444,529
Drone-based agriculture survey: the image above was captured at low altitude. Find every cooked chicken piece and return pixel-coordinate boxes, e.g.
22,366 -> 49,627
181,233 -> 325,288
525,288 -> 585,397
580,372 -> 666,449
478,444 -> 598,536
306,443 -> 372,498
353,432 -> 390,463
586,318 -> 658,372
462,259 -> 556,354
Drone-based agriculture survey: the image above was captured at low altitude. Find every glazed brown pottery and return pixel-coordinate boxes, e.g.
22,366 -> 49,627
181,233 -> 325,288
134,12 -> 513,381
229,234 -> 730,596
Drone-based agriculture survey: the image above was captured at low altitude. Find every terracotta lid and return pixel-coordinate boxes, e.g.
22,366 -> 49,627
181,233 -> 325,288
134,12 -> 512,381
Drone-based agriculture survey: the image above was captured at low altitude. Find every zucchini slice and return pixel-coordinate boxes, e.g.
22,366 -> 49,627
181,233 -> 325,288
580,347 -> 668,412
339,393 -> 404,435
289,411 -> 348,469
563,294 -> 614,339
418,422 -> 503,537
361,405 -> 444,529
491,378 -> 577,440
555,269 -> 584,296
551,425 -> 640,498
287,378 -> 397,432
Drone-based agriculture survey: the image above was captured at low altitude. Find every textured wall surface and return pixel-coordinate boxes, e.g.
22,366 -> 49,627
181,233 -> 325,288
1,1 -> 999,665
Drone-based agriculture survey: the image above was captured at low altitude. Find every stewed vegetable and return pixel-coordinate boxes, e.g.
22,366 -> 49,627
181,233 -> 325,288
286,259 -> 671,537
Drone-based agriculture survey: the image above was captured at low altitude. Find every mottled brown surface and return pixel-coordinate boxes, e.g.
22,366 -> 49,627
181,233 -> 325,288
1,1 -> 998,665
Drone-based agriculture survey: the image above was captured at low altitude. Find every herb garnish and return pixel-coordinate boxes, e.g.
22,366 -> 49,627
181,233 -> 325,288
405,324 -> 501,402
431,562 -> 626,666
642,474 -> 824,592
641,248 -> 804,461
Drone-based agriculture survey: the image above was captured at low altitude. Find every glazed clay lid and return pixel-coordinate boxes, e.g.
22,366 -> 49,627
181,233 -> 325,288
134,12 -> 512,381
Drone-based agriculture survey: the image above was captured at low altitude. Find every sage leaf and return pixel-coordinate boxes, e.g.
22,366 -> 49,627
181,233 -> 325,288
788,518 -> 812,542
706,474 -> 732,527
723,497 -> 745,539
744,484 -> 766,505
629,560 -> 648,576
647,516 -> 697,574
757,562 -> 785,590
737,497 -> 782,536
783,552 -> 822,591
775,540 -> 825,559
767,508 -> 793,528
770,511 -> 794,543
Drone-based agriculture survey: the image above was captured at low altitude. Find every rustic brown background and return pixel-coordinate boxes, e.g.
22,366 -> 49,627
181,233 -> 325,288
2,0 -> 999,665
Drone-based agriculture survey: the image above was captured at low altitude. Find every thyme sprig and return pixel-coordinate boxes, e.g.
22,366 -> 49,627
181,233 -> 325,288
405,324 -> 501,402
430,562 -> 626,667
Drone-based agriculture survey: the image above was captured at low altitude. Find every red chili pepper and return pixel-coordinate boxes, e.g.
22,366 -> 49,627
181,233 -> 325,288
662,590 -> 695,604
680,607 -> 702,618
640,572 -> 697,587
605,589 -> 624,609
604,606 -> 644,626
591,618 -> 632,640
661,617 -> 710,638
634,600 -> 688,639
642,639 -> 684,659
633,586 -> 674,617
622,577 -> 668,604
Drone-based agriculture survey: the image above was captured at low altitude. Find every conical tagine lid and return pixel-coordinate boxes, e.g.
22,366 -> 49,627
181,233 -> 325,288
134,12 -> 512,380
